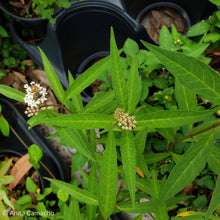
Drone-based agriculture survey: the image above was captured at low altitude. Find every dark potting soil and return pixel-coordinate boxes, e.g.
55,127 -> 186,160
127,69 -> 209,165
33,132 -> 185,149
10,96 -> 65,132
1,0 -> 40,18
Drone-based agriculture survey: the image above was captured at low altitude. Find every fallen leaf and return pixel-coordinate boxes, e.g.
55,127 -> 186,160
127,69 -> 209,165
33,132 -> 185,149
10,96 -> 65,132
13,71 -> 28,84
22,59 -> 34,67
9,1 -> 24,8
0,73 -> 15,86
9,154 -> 33,191
183,183 -> 194,195
27,68 -> 50,86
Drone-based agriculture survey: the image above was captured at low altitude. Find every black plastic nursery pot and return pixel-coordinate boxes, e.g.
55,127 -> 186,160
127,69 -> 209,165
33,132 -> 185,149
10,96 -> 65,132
0,97 -> 70,188
8,0 -> 154,103
122,0 -> 217,25
0,0 -> 48,37
8,0 -> 217,102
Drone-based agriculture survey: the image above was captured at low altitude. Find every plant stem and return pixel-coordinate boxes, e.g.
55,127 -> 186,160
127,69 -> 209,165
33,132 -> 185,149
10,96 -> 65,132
7,121 -> 56,179
169,121 -> 220,149
116,178 -> 123,199
43,104 -> 73,114
149,213 -> 155,220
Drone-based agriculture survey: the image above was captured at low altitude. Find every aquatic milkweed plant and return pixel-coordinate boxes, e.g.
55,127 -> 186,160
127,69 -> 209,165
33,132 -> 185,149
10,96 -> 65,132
1,27 -> 220,219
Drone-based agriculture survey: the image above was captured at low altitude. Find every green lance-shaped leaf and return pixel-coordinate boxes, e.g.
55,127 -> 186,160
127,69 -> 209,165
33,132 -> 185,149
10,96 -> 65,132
157,127 -> 178,143
29,113 -> 116,129
120,130 -> 136,206
137,109 -> 216,128
86,165 -> 98,220
64,56 -> 110,102
127,56 -> 140,113
65,197 -> 81,220
0,85 -> 25,102
135,128 -> 150,178
142,42 -> 220,104
99,129 -> 118,219
207,146 -> 220,174
175,78 -> 197,111
145,152 -> 172,165
158,132 -> 214,205
206,176 -> 220,220
38,47 -> 64,103
135,128 -> 148,156
27,108 -> 57,129
65,71 -> 83,113
45,178 -> 99,205
83,89 -> 115,113
68,198 -> 81,220
151,170 -> 169,220
166,195 -> 194,211
110,27 -> 128,110
136,177 -> 151,195
55,127 -> 96,162
116,200 -> 154,214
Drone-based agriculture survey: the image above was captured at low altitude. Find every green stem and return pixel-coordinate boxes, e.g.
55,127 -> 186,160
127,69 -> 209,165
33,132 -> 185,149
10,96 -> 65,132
43,104 -> 73,114
169,121 -> 220,149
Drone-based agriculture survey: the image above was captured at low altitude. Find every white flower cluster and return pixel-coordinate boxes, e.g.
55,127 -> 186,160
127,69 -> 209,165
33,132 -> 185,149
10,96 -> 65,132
114,108 -> 136,130
24,81 -> 47,108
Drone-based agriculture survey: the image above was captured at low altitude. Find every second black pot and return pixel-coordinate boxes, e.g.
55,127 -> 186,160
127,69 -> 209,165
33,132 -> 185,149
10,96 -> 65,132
9,0 -> 153,103
0,97 -> 70,188
0,0 -> 48,37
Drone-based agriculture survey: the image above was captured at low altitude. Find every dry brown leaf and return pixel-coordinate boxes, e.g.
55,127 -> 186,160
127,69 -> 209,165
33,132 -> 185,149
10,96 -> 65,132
12,81 -> 22,90
183,183 -> 194,195
13,71 -> 28,84
28,68 -> 50,86
213,51 -> 220,56
22,59 -> 34,67
0,73 -> 15,86
9,1 -> 24,8
9,154 -> 33,191
47,89 -> 58,105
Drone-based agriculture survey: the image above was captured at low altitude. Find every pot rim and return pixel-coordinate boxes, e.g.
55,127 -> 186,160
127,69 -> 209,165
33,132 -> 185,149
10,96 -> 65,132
76,51 -> 110,103
0,1 -> 63,22
136,1 -> 191,31
54,0 -> 139,32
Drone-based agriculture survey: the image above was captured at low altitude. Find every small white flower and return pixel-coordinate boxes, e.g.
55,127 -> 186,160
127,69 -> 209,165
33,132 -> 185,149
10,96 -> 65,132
24,82 -> 47,108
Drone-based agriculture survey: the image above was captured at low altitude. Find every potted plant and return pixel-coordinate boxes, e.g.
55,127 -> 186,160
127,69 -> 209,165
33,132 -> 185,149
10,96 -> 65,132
7,0 -> 153,92
122,0 -> 216,25
0,97 -> 70,218
0,0 -> 72,36
1,24 -> 220,219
